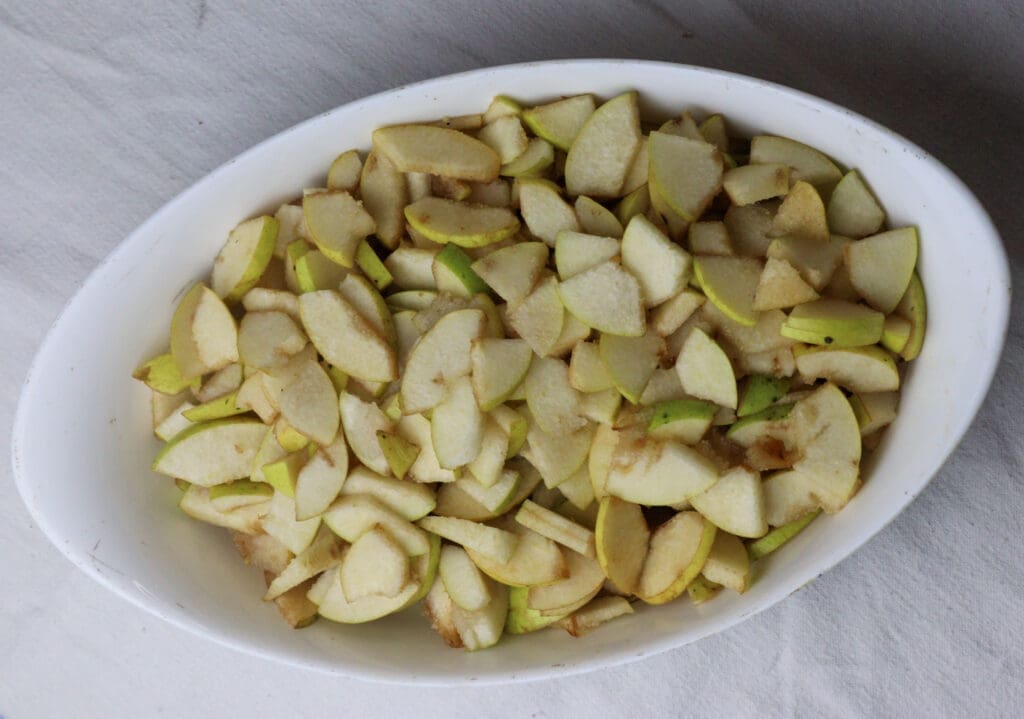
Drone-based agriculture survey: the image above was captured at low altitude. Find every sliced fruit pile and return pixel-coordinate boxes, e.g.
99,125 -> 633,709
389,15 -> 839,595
136,90 -> 926,649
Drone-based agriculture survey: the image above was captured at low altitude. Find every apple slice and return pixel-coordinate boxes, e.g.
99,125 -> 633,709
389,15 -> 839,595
693,255 -> 763,327
299,290 -> 397,382
323,493 -> 430,556
318,569 -> 418,624
356,152 -> 405,249
339,525 -> 411,601
326,149 -> 362,192
599,329 -> 663,403
564,91 -> 641,198
518,178 -> 580,246
433,244 -> 489,297
524,356 -> 586,435
505,586 -> 575,634
522,94 -> 595,151
154,400 -> 195,441
558,261 -> 645,337
605,431 -> 719,505
555,466 -> 596,511
845,227 -> 919,314
794,345 -> 900,393
575,195 -> 624,238
260,491 -> 322,555
650,289 -> 705,337
594,496 -> 648,594
523,415 -> 595,489
261,448 -> 308,497
232,531 -> 292,575
211,215 -> 278,303
178,484 -> 268,532
500,137 -> 555,177
134,353 -> 199,395
557,595 -> 634,637
701,531 -> 750,593
464,517 -> 568,586
568,340 -> 614,392
647,399 -> 716,443
152,418 -> 266,486
752,257 -> 820,311
506,273 -> 565,356
469,241 -> 547,306
477,115 -> 528,164
470,338 -> 532,411
554,231 -> 620,280
264,527 -> 345,600
749,135 -> 842,191
788,383 -> 862,512
722,163 -> 789,206
338,274 -> 396,345
293,437 -> 348,520
384,245 -> 438,291
339,392 -> 392,475
405,197 -> 520,248
170,283 -> 239,380
725,403 -> 794,447
769,180 -> 828,243
516,500 -> 595,558
439,544 -> 492,611
762,470 -> 821,526
648,131 -> 724,221
881,315 -> 912,354
418,515 -> 518,564
849,391 -> 899,435
374,430 -> 420,481
748,509 -> 821,560
894,271 -> 927,361
372,124 -> 500,181
782,298 -> 884,347
690,466 -> 767,538
337,467 -> 435,521
766,234 -> 848,290
401,308 -> 485,413
621,214 -> 692,307
278,359 -> 338,446
431,376 -> 484,469
208,480 -> 274,512
637,511 -> 716,604
827,170 -> 885,238
527,549 -> 604,614
674,327 -> 737,409
737,375 -> 791,417
302,191 -> 375,267
688,221 -> 733,256
395,414 -> 457,483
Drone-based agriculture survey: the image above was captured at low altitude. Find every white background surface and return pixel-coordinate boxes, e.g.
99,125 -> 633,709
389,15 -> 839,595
2,1 -> 1021,717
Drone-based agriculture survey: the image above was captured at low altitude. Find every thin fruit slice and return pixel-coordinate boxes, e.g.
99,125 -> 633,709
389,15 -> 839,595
569,340 -> 614,392
501,137 -> 555,177
401,308 -> 485,413
470,338 -> 533,411
554,230 -> 620,280
752,257 -> 820,311
701,532 -> 750,593
895,271 -> 927,361
170,283 -> 239,380
372,124 -> 500,181
359,151 -> 407,248
260,491 -> 321,555
152,418 -> 267,487
376,431 -> 421,481
749,135 -> 842,191
558,261 -> 644,337
326,149 -> 362,192
299,290 -> 397,382
264,527 -> 345,600
339,466 -> 436,521
595,496 -> 651,592
794,345 -> 899,393
279,359 -> 339,446
575,195 -> 624,238
317,570 -> 418,624
881,315 -> 912,354
737,374 -> 791,417
464,517 -> 568,587
133,353 -> 199,395
722,163 -> 789,206
470,241 -> 548,305
565,91 -> 642,198
294,437 -> 348,520
849,391 -> 899,435
339,525 -> 411,601
516,500 -> 595,557
178,485 -> 268,533
506,586 -> 573,634
693,255 -> 763,327
766,234 -> 847,291
208,480 -> 273,512
477,115 -> 528,164
237,311 -> 308,370
621,214 -> 692,306
688,221 -> 733,256
211,215 -> 278,303
770,180 -> 829,243
466,419 -> 511,488
339,392 -> 392,475
637,511 -> 716,604
518,178 -> 580,246
675,327 -> 737,409
524,356 -> 586,435
762,470 -> 821,527
648,131 -> 724,221
690,466 -> 767,538
827,170 -> 885,238
557,595 -> 634,637
599,330 -> 663,403
323,494 -> 430,556
650,289 -> 705,336
748,509 -> 821,561
302,191 -> 375,267
782,298 -> 884,347
527,550 -> 604,613
522,94 -> 595,151
440,544 -> 493,612
433,244 -> 489,297
431,376 -> 485,469
507,273 -> 565,356
405,197 -> 520,248
788,383 -> 862,512
261,449 -> 308,497
646,399 -> 716,443
418,515 -> 518,564
605,431 -> 719,505
523,417 -> 594,489
845,227 -> 919,314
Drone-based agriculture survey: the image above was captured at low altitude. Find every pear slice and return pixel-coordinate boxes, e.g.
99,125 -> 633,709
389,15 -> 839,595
358,151 -> 406,248
688,221 -> 733,256
659,111 -> 703,140
690,466 -> 767,538
648,131 -> 724,221
762,470 -> 822,527
338,466 -> 435,521
749,135 -> 842,191
261,449 -> 309,497
339,392 -> 392,475
470,241 -> 548,305
439,544 -> 493,613
323,493 -> 430,556
621,214 -> 692,306
694,255 -> 763,327
646,399 -> 716,443
674,327 -> 737,409
432,244 -> 489,297
500,137 -> 555,177
849,391 -> 899,435
326,149 -> 362,192
516,500 -> 595,558
524,356 -> 586,435
749,509 -> 822,561
615,184 -> 650,225
894,271 -> 927,361
595,496 -> 649,594
431,376 -> 484,469
795,345 -> 899,393
554,231 -> 620,280
465,418 -> 511,488
404,197 -> 520,248
170,283 -> 239,380
722,163 -> 789,206
241,288 -> 300,321
558,261 -> 645,337
208,480 -> 274,512
725,403 -> 794,447
788,383 -> 862,512
637,511 -> 716,605
464,517 -> 568,587
278,359 -> 338,446
318,569 -> 418,624
385,246 -> 438,292
527,549 -> 604,614
737,374 -> 791,417
154,400 -> 195,441
435,460 -> 540,522
211,215 -> 278,303
522,94 -> 595,151
518,178 -> 580,245
505,585 -> 578,634
599,329 -> 663,403
418,516 -> 518,564
338,273 -> 396,345
555,466 -> 596,511
260,491 -> 322,555
588,423 -> 620,501
701,532 -> 751,593
621,136 -> 649,196
557,596 -> 634,637
396,414 -> 457,484
752,256 -> 820,311
826,169 -> 885,238
769,180 -> 829,243
782,298 -> 884,347
301,191 -> 375,267
262,527 -> 345,601
401,308 -> 485,413
470,338 -> 533,411
477,115 -> 528,164
293,247 -> 347,292
339,525 -> 411,601
133,353 -> 199,395
565,91 -> 642,198
724,202 -> 776,258
568,340 -> 614,392
372,124 -> 500,180
452,469 -> 520,515
232,531 -> 292,575
152,418 -> 267,486
376,430 -> 421,481
523,417 -> 595,489
294,437 -> 348,520
651,289 -> 705,337
845,227 -> 919,314
298,290 -> 397,382
881,315 -> 912,354
506,273 -> 565,356
574,195 -> 624,238
178,485 -> 268,533
605,430 -> 719,505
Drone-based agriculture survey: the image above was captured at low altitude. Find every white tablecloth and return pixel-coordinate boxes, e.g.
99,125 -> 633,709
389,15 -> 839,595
2,2 -> 1021,716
